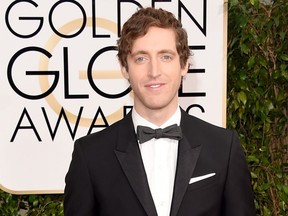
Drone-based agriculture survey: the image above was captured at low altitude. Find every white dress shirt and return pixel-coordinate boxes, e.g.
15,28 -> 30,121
132,108 -> 181,216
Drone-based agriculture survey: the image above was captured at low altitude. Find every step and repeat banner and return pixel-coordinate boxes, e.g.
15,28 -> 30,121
0,0 -> 227,194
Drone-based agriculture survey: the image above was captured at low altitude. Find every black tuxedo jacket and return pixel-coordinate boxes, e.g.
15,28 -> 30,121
64,109 -> 255,216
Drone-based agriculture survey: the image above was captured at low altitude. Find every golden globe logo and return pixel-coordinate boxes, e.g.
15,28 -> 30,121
5,0 -> 209,143
6,1 -> 134,142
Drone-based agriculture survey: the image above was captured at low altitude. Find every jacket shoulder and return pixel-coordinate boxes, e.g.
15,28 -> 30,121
181,111 -> 232,135
74,113 -> 133,151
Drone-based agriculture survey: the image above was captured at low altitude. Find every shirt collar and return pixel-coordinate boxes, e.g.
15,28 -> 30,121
132,107 -> 181,133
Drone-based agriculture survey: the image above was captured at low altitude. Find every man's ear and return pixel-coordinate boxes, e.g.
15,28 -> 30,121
121,65 -> 129,79
181,62 -> 189,76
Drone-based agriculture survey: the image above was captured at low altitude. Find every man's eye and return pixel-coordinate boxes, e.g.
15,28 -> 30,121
135,57 -> 145,63
161,55 -> 172,61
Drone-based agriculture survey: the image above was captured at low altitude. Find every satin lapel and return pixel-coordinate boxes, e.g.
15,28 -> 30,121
114,114 -> 157,216
170,134 -> 201,216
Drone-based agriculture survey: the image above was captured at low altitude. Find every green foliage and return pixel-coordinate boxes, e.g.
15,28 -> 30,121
0,191 -> 63,216
24,194 -> 64,216
0,190 -> 21,216
227,0 -> 288,215
1,0 -> 287,215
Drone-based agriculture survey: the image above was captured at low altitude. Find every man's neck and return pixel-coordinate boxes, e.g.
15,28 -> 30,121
134,105 -> 179,127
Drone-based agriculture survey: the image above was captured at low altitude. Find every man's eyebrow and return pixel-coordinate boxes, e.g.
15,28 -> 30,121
158,49 -> 177,55
130,50 -> 148,57
130,49 -> 177,56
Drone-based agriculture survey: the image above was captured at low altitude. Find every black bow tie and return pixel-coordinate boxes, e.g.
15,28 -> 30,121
137,124 -> 182,144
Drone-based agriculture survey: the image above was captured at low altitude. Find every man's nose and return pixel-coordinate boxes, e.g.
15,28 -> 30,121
148,58 -> 161,78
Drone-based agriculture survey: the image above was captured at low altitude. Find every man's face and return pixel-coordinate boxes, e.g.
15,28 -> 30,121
121,27 -> 188,118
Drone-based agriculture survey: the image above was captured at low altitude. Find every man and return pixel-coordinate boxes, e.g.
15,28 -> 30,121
64,7 -> 255,216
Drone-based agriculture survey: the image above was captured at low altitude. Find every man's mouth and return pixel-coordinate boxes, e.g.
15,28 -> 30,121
145,83 -> 165,88
149,84 -> 161,88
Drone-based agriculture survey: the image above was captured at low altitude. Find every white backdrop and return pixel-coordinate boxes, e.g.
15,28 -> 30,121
0,0 -> 227,194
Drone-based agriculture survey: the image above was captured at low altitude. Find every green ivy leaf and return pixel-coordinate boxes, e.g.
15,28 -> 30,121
238,91 -> 247,105
283,185 -> 288,195
279,31 -> 286,40
248,155 -> 260,163
250,171 -> 258,178
248,56 -> 255,69
230,0 -> 239,7
240,43 -> 250,54
280,54 -> 288,61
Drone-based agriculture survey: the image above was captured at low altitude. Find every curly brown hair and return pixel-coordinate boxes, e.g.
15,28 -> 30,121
117,7 -> 190,69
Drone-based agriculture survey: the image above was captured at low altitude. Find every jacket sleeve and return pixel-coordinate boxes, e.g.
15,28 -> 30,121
223,131 -> 256,216
64,139 -> 98,216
